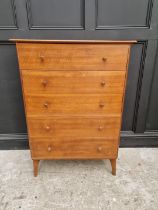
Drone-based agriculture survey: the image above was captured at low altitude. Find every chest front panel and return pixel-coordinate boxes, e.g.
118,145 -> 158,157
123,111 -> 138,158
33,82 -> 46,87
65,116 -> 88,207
16,41 -> 131,163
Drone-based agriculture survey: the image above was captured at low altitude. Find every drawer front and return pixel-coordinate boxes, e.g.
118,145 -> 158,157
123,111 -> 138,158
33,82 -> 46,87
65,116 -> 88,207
30,138 -> 118,159
27,116 -> 121,138
25,94 -> 123,116
21,70 -> 126,94
17,43 -> 129,71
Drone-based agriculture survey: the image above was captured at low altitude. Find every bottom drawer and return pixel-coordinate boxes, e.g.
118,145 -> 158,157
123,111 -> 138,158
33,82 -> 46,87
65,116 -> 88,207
30,138 -> 118,159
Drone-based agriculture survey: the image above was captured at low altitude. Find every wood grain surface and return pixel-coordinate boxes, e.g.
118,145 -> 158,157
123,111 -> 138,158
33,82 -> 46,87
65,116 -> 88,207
24,94 -> 123,116
15,41 -> 132,176
17,43 -> 129,71
30,138 -> 118,159
21,70 -> 126,94
27,116 -> 121,138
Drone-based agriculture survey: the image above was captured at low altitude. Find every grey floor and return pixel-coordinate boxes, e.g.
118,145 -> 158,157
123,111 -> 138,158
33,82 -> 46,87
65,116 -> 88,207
0,148 -> 158,210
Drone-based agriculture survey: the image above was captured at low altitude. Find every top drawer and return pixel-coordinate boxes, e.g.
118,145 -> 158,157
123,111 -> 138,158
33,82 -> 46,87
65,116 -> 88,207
16,43 -> 129,71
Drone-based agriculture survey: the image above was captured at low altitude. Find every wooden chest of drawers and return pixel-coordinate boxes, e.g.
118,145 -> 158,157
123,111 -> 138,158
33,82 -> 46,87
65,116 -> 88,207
13,39 -> 135,176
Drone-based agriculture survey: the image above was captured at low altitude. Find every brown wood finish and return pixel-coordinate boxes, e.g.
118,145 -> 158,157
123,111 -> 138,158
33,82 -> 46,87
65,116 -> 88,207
11,39 -> 137,44
16,43 -> 129,71
110,159 -> 116,176
33,160 -> 39,177
27,116 -> 121,138
30,138 -> 118,159
14,40 -> 134,176
21,70 -> 126,94
24,94 -> 123,116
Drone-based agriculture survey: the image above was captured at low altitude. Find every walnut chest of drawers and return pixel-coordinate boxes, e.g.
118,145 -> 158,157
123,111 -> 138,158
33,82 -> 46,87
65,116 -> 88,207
13,39 -> 135,176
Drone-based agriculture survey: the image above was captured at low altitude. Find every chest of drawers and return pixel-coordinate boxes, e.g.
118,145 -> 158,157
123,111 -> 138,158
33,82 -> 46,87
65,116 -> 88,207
13,39 -> 135,176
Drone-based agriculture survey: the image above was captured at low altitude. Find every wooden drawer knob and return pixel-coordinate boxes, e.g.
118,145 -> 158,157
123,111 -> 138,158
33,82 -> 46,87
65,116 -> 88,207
47,145 -> 52,152
97,146 -> 102,152
39,54 -> 45,62
41,79 -> 48,87
45,125 -> 51,131
101,81 -> 106,86
98,126 -> 104,131
43,102 -> 48,108
102,57 -> 107,62
99,103 -> 105,108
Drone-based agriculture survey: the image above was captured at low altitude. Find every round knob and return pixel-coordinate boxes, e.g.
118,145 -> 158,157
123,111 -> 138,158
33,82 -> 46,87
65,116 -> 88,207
39,54 -> 45,62
102,57 -> 107,62
99,103 -> 104,108
45,125 -> 51,131
98,126 -> 104,131
43,102 -> 48,108
41,80 -> 48,87
101,81 -> 106,86
97,146 -> 102,152
47,145 -> 52,152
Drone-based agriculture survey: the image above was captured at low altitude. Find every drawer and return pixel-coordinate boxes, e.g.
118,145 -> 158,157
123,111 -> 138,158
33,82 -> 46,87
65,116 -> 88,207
17,43 -> 129,71
21,70 -> 126,94
27,116 -> 121,138
30,138 -> 118,159
25,94 -> 123,116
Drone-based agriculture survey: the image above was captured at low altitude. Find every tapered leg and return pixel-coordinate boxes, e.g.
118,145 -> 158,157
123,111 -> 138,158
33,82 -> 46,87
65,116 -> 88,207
33,160 -> 39,177
110,159 -> 116,176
